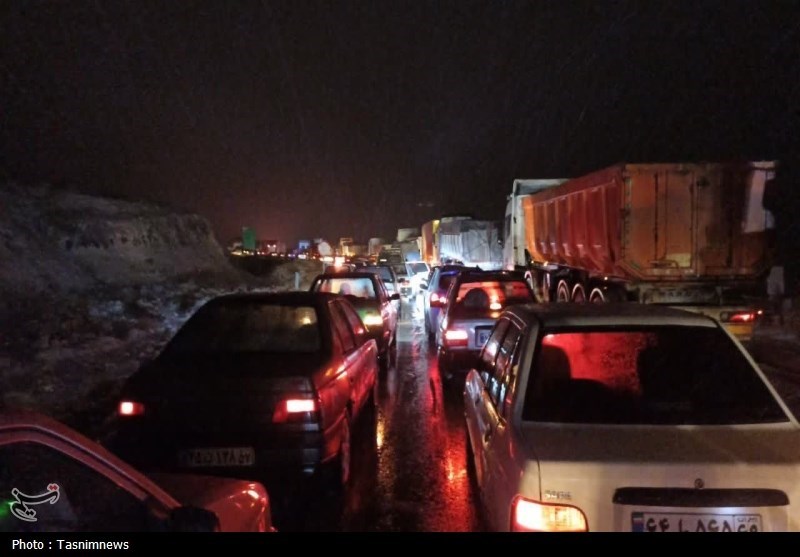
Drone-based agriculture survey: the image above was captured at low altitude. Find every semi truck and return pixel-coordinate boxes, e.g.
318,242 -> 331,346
505,161 -> 777,341
420,216 -> 503,269
503,178 -> 569,271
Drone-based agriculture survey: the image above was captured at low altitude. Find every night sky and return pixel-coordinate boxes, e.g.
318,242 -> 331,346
2,1 -> 798,247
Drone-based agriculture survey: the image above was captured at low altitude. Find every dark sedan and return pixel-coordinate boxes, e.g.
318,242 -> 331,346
310,271 -> 399,369
110,291 -> 379,489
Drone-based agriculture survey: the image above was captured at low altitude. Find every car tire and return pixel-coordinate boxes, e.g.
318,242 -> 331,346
438,352 -> 451,381
334,411 -> 352,488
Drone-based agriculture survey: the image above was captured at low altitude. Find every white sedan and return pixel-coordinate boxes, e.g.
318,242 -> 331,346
464,303 -> 800,532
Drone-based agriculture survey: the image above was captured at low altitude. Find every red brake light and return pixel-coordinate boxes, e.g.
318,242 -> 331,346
444,329 -> 468,347
729,312 -> 756,323
511,495 -> 588,532
118,400 -> 145,417
273,398 -> 318,423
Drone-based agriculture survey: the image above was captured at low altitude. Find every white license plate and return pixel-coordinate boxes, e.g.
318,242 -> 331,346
476,329 -> 491,346
178,447 -> 255,467
631,512 -> 762,532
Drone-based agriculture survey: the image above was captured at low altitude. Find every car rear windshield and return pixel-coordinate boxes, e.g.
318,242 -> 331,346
407,262 -> 428,275
449,280 -> 534,316
165,303 -> 321,354
522,326 -> 789,425
363,267 -> 395,283
313,277 -> 377,299
437,273 -> 459,292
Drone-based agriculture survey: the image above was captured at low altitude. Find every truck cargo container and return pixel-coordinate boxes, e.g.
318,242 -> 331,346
512,161 -> 776,341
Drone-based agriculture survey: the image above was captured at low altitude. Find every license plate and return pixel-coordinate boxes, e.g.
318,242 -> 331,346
631,512 -> 762,532
178,447 -> 255,467
476,329 -> 491,346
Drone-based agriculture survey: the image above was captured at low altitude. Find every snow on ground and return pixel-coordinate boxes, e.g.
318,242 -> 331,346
0,181 -> 321,438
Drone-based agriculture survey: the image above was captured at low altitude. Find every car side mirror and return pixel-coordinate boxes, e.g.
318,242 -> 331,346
390,293 -> 400,301
167,506 -> 221,532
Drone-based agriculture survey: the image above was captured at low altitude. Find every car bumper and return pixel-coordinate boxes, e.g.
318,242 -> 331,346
110,426 -> 328,479
438,347 -> 481,373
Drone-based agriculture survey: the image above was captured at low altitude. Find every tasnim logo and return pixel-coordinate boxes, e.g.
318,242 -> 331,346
9,484 -> 60,522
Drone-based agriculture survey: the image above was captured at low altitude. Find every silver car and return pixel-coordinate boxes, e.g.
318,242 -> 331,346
435,270 -> 534,380
464,303 -> 800,532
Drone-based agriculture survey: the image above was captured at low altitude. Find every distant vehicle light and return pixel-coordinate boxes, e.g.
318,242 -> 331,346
490,302 -> 502,310
363,314 -> 383,327
118,400 -> 145,416
511,496 -> 588,532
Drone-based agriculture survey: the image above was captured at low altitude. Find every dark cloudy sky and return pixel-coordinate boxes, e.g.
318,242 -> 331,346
2,1 -> 798,247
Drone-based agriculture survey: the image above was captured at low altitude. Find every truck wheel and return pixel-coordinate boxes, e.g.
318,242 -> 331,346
526,272 -> 546,303
556,280 -> 570,302
571,283 -> 586,303
589,287 -> 606,303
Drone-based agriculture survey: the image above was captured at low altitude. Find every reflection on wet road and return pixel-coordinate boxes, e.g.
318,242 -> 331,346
272,299 -> 486,532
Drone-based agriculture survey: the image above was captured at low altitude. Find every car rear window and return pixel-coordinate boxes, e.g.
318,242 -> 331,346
450,280 -> 533,316
313,277 -> 377,299
407,263 -> 428,274
364,267 -> 395,283
522,326 -> 789,425
438,273 -> 458,292
165,303 -> 322,354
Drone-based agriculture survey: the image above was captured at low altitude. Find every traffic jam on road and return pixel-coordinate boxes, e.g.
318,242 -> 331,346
4,162 -> 800,533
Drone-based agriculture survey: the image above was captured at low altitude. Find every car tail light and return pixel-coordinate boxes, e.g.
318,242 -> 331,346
511,496 -> 588,532
721,311 -> 757,323
118,400 -> 145,417
272,397 -> 319,423
430,292 -> 440,303
444,329 -> 468,347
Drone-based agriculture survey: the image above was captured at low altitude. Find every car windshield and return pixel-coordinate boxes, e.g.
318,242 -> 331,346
522,326 -> 789,425
449,280 -> 533,316
313,277 -> 377,299
164,302 -> 322,354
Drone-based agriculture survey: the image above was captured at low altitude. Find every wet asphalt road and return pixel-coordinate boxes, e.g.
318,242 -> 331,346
269,298 -> 487,532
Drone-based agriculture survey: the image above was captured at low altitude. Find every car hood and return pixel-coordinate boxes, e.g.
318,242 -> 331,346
148,471 -> 273,532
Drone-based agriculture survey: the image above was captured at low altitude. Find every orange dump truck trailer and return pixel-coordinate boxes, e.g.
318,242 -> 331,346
519,161 -> 777,341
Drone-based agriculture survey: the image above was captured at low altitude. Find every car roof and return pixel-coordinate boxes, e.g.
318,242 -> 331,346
315,271 -> 381,279
205,290 -> 341,306
505,303 -> 719,329
454,270 -> 526,282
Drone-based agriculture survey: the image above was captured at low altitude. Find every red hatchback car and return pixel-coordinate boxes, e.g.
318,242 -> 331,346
0,411 -> 274,532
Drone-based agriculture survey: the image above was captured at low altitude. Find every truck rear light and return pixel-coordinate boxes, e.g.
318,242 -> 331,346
444,329 -> 469,347
273,398 -> 318,423
511,495 -> 588,532
118,400 -> 145,417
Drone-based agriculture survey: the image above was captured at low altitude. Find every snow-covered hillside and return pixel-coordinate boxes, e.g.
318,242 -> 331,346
0,181 -> 321,436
